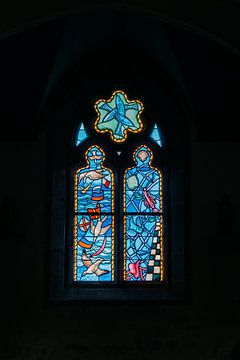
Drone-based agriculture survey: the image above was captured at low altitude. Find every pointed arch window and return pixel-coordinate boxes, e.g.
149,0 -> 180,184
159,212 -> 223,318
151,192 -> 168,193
74,145 -> 115,282
71,91 -> 165,285
50,89 -> 186,301
124,145 -> 163,282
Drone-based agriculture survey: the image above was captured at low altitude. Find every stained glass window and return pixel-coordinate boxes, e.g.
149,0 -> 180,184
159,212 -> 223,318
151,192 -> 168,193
73,145 -> 114,282
72,91 -> 165,285
150,123 -> 162,147
94,90 -> 144,142
76,123 -> 88,146
124,145 -> 164,282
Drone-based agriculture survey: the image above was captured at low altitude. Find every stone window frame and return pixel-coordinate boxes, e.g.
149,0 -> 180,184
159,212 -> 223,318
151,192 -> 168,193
48,92 -> 187,302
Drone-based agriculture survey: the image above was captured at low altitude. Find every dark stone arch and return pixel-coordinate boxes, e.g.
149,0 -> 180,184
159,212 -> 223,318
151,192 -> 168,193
44,16 -> 191,299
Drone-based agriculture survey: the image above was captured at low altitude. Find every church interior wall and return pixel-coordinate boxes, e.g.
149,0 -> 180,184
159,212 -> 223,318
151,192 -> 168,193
1,137 -> 240,359
1,5 -> 240,359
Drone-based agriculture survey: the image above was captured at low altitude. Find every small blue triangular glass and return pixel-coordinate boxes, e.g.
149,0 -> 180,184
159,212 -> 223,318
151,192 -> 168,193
76,123 -> 88,146
150,124 -> 162,147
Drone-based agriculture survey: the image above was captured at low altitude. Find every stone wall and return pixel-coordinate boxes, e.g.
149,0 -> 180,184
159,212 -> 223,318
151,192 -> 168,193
1,138 -> 240,360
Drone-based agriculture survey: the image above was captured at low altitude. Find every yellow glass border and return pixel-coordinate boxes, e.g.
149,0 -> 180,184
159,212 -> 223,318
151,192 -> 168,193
94,90 -> 144,143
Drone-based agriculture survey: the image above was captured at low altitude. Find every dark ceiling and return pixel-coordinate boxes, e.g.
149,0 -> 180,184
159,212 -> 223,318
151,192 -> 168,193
0,14 -> 239,142
1,1 -> 240,51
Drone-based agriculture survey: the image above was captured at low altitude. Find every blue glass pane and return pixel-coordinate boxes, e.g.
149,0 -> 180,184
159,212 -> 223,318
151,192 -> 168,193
124,145 -> 164,282
76,123 -> 88,146
74,214 -> 114,282
73,145 -> 115,282
124,215 -> 163,281
75,146 -> 113,213
150,124 -> 162,147
94,90 -> 143,142
125,146 -> 162,213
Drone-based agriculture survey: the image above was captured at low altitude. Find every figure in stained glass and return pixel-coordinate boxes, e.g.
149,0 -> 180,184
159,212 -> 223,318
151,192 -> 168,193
94,90 -> 144,142
76,146 -> 113,213
74,145 -> 114,282
124,145 -> 163,282
125,146 -> 161,213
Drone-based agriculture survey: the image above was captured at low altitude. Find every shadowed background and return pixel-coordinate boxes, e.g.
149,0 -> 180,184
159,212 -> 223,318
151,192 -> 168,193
0,3 -> 240,360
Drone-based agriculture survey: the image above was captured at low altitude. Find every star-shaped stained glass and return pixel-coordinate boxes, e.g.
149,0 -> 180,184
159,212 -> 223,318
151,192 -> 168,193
94,90 -> 144,142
